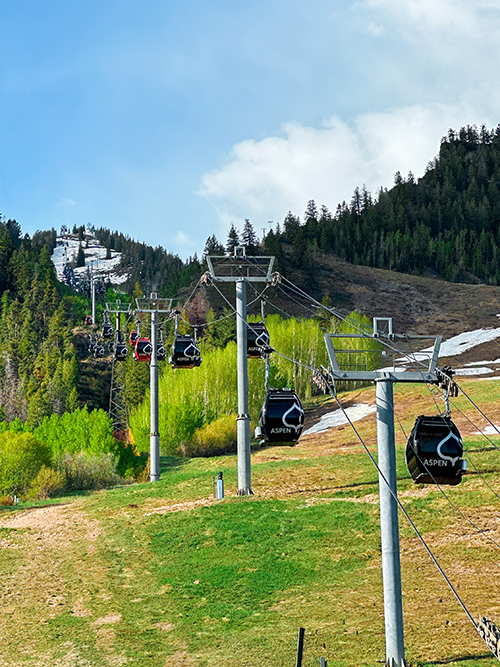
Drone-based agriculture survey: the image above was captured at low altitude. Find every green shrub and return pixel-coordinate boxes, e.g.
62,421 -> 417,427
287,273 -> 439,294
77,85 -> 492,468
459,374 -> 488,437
0,432 -> 51,496
182,414 -> 238,458
114,440 -> 149,479
54,452 -> 123,491
27,465 -> 67,500
0,418 -> 31,435
34,407 -> 116,457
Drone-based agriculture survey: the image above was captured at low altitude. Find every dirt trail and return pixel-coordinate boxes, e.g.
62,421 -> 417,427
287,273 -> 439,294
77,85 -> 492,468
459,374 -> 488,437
0,501 -> 121,666
0,502 -> 102,547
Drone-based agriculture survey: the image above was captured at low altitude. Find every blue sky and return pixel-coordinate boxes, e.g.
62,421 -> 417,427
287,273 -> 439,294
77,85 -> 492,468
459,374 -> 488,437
0,0 -> 499,259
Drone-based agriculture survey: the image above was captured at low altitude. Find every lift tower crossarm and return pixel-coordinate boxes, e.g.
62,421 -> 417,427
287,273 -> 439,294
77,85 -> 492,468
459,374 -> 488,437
105,301 -> 132,314
323,333 -> 441,383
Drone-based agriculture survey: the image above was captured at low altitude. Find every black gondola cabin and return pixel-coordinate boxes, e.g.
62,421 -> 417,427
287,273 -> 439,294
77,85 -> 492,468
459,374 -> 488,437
247,323 -> 270,358
93,344 -> 106,359
255,388 -> 305,444
156,343 -> 166,362
169,336 -> 202,369
84,316 -> 93,326
406,414 -> 467,485
114,342 -> 128,361
102,323 -> 114,339
134,338 -> 153,362
129,330 -> 139,345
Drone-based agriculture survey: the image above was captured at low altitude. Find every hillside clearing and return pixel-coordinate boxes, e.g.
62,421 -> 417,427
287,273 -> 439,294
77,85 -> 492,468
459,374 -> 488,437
1,381 -> 500,666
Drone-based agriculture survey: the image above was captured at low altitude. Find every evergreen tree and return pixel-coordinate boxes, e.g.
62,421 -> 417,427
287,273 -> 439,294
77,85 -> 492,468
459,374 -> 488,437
226,224 -> 240,255
283,211 -> 301,245
241,219 -> 258,253
205,307 -> 236,348
203,235 -> 225,258
75,244 -> 85,268
304,199 -> 318,222
0,226 -> 13,293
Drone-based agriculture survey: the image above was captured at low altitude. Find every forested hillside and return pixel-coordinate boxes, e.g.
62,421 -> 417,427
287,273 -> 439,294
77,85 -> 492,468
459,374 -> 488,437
94,227 -> 201,295
3,123 -> 500,433
263,124 -> 500,284
0,221 -> 87,426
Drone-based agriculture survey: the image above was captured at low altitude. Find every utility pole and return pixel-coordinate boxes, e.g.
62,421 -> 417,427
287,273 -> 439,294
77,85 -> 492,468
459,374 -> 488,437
206,247 -> 275,495
324,320 -> 442,667
135,294 -> 173,482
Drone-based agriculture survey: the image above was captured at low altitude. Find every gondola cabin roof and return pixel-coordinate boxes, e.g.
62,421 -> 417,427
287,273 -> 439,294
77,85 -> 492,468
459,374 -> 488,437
169,335 -> 202,369
406,414 -> 466,485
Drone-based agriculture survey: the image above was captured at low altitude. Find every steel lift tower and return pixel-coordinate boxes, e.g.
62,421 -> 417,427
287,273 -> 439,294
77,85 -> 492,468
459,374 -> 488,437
323,318 -> 442,667
206,247 -> 275,495
135,295 -> 173,482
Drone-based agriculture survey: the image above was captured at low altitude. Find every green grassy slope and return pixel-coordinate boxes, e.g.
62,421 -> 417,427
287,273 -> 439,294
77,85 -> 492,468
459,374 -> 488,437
1,380 -> 500,666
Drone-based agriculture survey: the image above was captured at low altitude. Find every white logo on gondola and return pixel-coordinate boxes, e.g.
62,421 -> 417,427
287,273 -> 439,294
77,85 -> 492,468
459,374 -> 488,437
184,342 -> 200,359
256,332 -> 269,347
436,431 -> 462,466
282,402 -> 304,433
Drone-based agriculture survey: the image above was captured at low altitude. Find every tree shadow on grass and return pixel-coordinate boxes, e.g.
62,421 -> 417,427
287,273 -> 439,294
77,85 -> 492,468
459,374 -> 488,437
159,455 -> 191,474
419,654 -> 494,665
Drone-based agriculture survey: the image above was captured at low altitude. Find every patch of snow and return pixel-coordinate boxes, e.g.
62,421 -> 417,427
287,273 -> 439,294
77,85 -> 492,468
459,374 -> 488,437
454,367 -> 494,376
434,328 -> 500,357
464,359 -> 500,366
303,404 -> 376,436
51,234 -> 129,286
397,328 -> 500,365
475,425 -> 500,435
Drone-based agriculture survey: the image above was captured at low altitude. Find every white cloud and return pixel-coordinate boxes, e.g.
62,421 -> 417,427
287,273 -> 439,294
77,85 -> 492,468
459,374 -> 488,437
56,197 -> 76,207
197,0 -> 500,235
171,231 -> 197,256
353,0 -> 500,33
367,21 -> 385,36
198,102 -> 493,229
